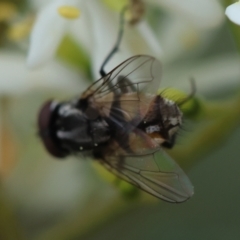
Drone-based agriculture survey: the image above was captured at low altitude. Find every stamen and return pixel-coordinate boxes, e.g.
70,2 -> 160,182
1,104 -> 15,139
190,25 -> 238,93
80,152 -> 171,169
128,0 -> 145,25
102,0 -> 145,25
58,6 -> 80,20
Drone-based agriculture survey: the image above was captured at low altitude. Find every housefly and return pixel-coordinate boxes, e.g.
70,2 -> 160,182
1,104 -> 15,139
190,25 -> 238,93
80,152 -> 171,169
37,8 -> 194,203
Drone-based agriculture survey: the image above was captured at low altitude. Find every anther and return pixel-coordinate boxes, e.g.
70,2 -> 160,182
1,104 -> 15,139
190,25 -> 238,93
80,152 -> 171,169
58,6 -> 80,19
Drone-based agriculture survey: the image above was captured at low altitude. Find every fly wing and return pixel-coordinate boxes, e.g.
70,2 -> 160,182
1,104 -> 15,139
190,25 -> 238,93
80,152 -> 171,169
81,55 -> 162,99
82,55 -> 162,132
100,130 -> 194,203
101,152 -> 193,203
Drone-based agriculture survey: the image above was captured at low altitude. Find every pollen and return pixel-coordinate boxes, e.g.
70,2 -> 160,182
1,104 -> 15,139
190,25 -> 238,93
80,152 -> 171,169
58,6 -> 80,19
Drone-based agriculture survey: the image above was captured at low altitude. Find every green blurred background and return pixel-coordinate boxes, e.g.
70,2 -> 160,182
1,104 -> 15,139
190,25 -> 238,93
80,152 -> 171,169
0,0 -> 240,240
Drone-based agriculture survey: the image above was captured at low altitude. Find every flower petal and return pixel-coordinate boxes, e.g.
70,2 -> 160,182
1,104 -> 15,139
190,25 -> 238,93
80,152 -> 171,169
27,0 -> 80,68
128,21 -> 162,57
149,0 -> 224,29
82,1 -> 162,79
69,3 -> 92,55
163,54 -> 240,94
82,1 -> 123,79
225,1 -> 240,25
159,16 -> 213,63
0,51 -> 87,95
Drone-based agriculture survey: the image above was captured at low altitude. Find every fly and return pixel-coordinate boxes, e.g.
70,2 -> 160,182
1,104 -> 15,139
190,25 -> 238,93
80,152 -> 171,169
38,7 -> 194,203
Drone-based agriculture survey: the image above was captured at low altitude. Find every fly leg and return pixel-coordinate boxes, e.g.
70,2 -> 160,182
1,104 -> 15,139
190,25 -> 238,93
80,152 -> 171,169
106,76 -> 137,95
177,77 -> 196,106
100,7 -> 128,78
116,76 -> 137,93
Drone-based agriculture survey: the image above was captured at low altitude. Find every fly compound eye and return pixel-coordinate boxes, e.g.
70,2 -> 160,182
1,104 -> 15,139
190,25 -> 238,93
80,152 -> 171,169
38,100 -> 68,158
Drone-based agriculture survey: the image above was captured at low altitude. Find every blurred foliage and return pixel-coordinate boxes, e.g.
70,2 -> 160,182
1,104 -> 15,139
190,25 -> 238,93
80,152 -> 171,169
0,187 -> 24,240
0,0 -> 26,8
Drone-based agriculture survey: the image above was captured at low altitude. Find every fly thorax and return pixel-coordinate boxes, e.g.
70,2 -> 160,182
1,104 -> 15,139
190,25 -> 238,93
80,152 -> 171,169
162,98 -> 182,130
55,103 -> 110,154
160,98 -> 183,148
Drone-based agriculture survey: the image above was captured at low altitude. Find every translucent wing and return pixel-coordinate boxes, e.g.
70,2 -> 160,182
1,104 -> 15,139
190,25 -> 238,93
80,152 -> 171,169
81,55 -> 162,131
81,55 -> 162,99
100,130 -> 194,203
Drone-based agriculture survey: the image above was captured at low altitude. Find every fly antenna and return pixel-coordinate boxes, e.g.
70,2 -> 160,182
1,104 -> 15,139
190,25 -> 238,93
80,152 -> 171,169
177,77 -> 196,106
100,6 -> 128,78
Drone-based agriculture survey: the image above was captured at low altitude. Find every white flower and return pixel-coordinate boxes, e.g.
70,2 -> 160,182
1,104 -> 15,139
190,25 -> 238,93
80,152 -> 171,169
79,1 -> 162,79
150,0 -> 224,63
0,49 -> 90,211
0,50 -> 88,95
225,1 -> 240,25
27,0 -> 162,75
27,0 -> 81,68
28,0 -> 224,79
